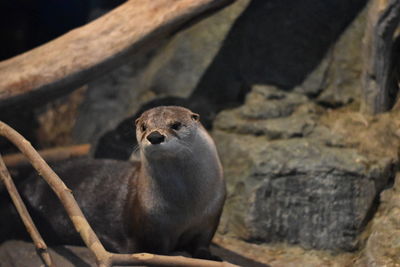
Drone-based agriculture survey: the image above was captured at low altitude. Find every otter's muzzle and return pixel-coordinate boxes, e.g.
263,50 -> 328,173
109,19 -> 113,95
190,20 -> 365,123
147,131 -> 165,145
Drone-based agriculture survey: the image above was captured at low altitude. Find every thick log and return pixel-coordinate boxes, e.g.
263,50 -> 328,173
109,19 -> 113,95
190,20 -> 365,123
0,0 -> 233,108
361,0 -> 400,114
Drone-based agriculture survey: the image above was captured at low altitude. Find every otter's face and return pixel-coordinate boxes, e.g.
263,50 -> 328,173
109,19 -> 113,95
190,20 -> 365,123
135,106 -> 200,158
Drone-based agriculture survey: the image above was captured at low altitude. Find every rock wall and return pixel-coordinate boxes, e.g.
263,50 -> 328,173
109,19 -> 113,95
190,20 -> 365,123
356,174 -> 400,266
214,85 -> 398,251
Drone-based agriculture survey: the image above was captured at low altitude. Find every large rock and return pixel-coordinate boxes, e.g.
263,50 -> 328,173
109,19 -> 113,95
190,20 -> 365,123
215,85 -> 317,139
214,85 -> 396,251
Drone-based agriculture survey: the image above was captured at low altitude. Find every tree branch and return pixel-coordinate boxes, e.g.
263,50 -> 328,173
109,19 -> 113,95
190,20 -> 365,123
0,120 -> 238,266
0,154 -> 54,267
3,144 -> 90,168
0,0 -> 233,108
109,252 -> 238,267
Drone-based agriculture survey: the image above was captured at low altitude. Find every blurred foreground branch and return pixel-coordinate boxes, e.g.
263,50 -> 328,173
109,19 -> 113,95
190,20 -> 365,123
0,154 -> 54,267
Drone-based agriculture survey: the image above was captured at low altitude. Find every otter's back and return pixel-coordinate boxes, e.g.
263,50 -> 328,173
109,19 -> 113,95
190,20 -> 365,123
5,158 -> 139,252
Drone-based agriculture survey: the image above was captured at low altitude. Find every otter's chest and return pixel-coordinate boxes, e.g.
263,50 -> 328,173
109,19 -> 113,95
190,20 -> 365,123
143,189 -> 222,232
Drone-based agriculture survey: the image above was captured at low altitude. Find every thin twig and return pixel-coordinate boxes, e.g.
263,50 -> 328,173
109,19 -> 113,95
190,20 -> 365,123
0,120 -> 238,266
0,154 -> 55,267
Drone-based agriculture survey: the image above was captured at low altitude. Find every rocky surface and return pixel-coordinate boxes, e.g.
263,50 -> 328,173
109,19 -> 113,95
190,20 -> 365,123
72,0 -> 250,149
215,85 -> 317,139
191,0 -> 367,105
294,4 -> 367,107
355,174 -> 400,266
71,0 -> 367,151
214,84 -> 399,251
0,240 -> 96,267
214,235 -> 355,267
0,239 -> 267,267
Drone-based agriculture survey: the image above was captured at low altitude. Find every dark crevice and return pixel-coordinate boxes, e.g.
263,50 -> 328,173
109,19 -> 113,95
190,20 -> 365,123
211,243 -> 270,267
316,98 -> 354,109
388,35 -> 400,110
360,165 -> 397,235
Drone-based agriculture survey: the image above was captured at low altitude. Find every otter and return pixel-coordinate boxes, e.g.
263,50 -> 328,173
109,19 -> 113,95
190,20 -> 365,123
0,106 -> 226,260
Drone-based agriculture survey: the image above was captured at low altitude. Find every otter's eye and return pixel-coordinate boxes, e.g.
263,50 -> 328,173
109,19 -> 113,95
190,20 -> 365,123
141,124 -> 147,132
170,122 -> 182,131
191,113 -> 200,121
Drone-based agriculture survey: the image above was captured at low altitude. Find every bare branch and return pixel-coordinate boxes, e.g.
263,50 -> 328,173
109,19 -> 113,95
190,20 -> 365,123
0,120 -> 238,266
3,144 -> 90,168
109,252 -> 238,266
0,0 -> 233,108
0,154 -> 54,267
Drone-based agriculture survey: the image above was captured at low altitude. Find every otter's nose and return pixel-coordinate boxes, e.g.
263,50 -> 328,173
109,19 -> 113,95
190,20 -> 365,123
147,131 -> 165,145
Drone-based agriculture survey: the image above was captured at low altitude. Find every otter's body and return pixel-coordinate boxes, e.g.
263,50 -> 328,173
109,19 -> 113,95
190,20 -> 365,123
0,106 -> 226,258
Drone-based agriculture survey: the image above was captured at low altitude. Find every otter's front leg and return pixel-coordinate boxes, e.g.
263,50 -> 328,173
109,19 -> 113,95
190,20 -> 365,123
188,233 -> 222,261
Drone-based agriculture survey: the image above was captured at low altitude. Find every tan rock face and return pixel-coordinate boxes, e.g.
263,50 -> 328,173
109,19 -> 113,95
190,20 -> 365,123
213,235 -> 355,267
356,174 -> 400,266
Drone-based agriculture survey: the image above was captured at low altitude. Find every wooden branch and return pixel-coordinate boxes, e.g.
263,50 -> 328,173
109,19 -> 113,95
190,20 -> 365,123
3,144 -> 90,168
0,0 -> 233,108
0,154 -> 54,267
109,252 -> 238,267
0,120 -> 238,267
361,0 -> 400,114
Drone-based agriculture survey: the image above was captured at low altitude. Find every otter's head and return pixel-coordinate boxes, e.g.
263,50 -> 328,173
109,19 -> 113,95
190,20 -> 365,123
135,106 -> 201,159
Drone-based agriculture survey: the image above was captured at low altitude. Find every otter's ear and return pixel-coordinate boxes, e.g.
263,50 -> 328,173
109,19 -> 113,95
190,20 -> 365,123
135,118 -> 140,127
191,113 -> 200,121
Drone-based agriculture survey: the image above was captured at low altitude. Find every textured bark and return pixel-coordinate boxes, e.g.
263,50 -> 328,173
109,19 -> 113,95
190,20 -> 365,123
361,0 -> 400,114
0,0 -> 233,108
